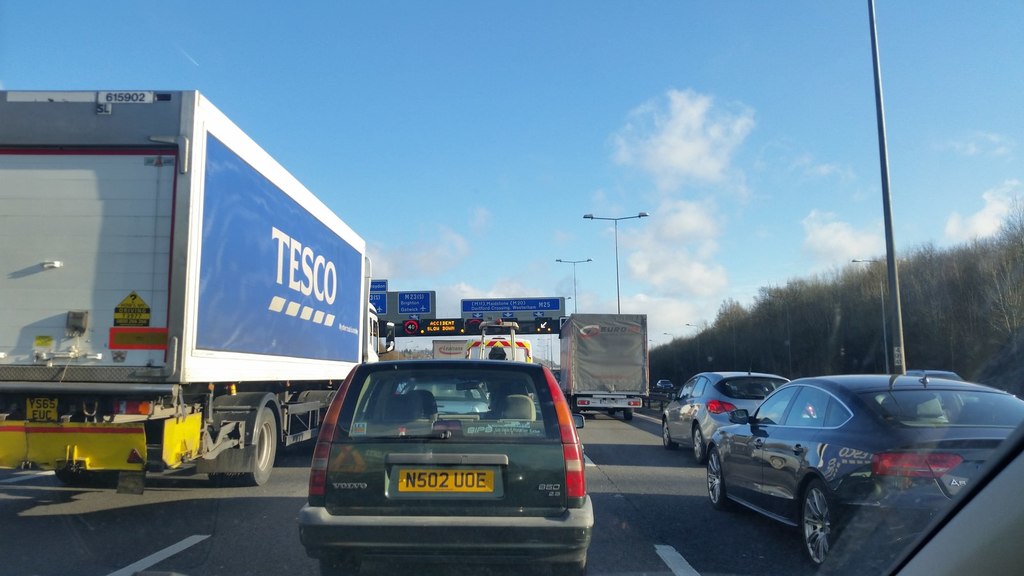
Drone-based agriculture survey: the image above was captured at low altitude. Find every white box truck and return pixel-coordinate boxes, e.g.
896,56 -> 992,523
559,314 -> 649,420
432,339 -> 468,359
0,90 -> 393,492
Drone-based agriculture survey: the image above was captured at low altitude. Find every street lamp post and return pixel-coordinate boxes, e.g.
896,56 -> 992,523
867,0 -> 907,374
853,259 -> 890,373
663,332 -> 680,385
686,323 -> 702,368
583,212 -> 649,313
555,258 -> 592,314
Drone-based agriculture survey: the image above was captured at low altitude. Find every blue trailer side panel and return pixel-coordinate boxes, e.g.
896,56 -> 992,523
196,135 -> 362,362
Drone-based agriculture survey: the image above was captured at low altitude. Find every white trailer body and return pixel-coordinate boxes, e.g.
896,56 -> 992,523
559,313 -> 649,420
0,90 -> 391,491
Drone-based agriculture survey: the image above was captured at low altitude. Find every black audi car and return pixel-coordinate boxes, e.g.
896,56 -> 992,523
705,374 -> 1024,569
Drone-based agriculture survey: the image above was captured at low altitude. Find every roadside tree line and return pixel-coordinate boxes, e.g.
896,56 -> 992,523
651,206 -> 1024,395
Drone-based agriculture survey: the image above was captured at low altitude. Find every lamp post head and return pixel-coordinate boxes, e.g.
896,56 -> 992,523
584,212 -> 648,221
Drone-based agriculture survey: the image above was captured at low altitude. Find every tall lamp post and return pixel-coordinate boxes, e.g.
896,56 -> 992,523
555,258 -> 592,314
853,259 -> 889,373
868,0 -> 906,374
686,323 -> 702,368
583,212 -> 649,313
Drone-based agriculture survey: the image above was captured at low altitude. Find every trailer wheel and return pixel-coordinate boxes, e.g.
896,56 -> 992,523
242,406 -> 278,486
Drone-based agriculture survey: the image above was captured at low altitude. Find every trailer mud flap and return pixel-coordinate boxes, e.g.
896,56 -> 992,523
162,413 -> 203,469
0,420 -> 145,472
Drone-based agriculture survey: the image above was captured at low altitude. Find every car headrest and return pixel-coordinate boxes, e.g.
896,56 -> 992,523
387,390 -> 438,421
501,394 -> 535,420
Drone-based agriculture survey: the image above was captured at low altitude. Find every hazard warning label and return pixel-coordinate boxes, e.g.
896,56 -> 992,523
114,291 -> 151,327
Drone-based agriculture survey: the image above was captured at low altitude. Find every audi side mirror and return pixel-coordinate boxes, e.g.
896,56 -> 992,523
729,409 -> 750,424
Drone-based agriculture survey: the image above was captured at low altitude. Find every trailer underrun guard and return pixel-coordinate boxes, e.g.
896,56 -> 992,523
0,420 -> 147,472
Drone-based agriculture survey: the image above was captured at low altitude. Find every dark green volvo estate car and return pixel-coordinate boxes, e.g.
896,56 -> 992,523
299,359 -> 593,575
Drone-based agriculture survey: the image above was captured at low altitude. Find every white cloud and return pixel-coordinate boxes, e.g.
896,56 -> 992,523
944,180 -> 1023,242
612,199 -> 728,298
368,225 -> 470,281
649,199 -> 719,246
467,206 -> 492,235
620,293 -> 707,340
629,249 -> 729,298
801,210 -> 883,268
612,89 -> 755,191
939,132 -> 1015,158
790,153 -> 853,180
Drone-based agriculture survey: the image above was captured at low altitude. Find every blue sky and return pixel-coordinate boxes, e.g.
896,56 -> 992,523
2,2 -> 1021,353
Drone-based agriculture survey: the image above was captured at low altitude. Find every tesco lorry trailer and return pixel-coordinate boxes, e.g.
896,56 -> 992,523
558,314 -> 649,421
0,90 -> 393,492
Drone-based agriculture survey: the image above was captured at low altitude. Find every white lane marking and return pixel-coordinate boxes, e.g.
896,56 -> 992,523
107,534 -> 210,576
0,471 -> 54,484
635,411 -> 661,424
584,454 -> 596,467
656,544 -> 701,576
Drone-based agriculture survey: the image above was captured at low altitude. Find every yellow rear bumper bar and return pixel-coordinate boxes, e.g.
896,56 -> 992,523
0,421 -> 146,472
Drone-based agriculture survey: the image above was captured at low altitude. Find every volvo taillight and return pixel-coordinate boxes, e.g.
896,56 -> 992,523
546,369 -> 587,504
307,439 -> 331,504
563,442 -> 586,499
307,371 -> 352,506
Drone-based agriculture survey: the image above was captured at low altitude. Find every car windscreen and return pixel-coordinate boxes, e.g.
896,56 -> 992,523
859,389 -> 1024,428
716,378 -> 786,400
335,364 -> 560,442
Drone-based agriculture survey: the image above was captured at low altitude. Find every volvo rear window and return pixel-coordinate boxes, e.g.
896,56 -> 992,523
335,364 -> 561,442
861,389 -> 1024,427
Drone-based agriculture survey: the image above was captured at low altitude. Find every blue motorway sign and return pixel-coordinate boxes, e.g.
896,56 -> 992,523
368,292 -> 387,314
370,279 -> 388,292
461,297 -> 563,317
398,291 -> 432,314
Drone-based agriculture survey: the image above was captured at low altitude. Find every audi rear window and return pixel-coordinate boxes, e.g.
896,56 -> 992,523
335,364 -> 561,442
861,389 -> 1024,428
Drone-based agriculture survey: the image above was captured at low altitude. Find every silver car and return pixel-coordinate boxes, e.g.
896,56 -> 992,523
662,371 -> 788,463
